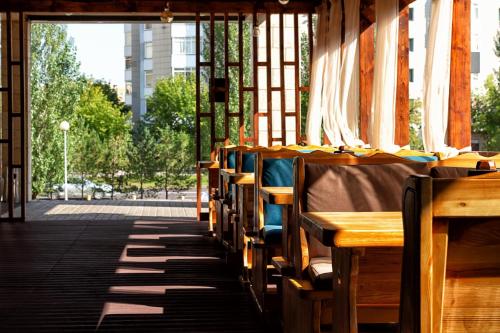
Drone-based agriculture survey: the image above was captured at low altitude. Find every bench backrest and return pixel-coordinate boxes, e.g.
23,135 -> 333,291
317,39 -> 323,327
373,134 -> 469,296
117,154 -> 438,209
293,153 -> 431,273
400,174 -> 500,333
253,150 -> 344,233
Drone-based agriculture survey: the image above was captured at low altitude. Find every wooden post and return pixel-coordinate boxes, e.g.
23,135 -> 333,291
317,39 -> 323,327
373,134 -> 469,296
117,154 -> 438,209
359,21 -> 374,143
395,3 -> 410,146
448,0 -> 471,149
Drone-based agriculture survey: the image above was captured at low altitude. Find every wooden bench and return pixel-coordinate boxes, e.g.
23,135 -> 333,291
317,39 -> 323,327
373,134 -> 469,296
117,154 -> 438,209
291,156 -> 498,333
400,173 -> 500,333
288,155 -> 431,333
196,159 -> 219,231
250,149 -> 348,314
213,146 -> 241,243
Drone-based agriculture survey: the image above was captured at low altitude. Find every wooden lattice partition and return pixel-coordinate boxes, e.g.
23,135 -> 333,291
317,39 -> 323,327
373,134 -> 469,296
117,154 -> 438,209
0,12 -> 26,221
195,10 -> 315,221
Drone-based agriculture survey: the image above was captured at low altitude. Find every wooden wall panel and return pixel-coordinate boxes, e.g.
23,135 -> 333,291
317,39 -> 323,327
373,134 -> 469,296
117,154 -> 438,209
395,4 -> 409,147
359,23 -> 374,143
448,0 -> 471,149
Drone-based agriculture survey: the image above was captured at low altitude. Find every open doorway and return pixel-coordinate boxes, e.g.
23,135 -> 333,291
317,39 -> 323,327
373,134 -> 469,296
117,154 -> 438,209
27,21 -> 201,220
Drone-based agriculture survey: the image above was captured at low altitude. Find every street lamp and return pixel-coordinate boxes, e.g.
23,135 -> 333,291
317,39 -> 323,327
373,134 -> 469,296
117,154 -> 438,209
59,121 -> 70,201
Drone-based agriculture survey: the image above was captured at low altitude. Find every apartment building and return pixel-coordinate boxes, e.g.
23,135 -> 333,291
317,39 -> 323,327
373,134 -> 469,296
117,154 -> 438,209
124,22 -> 196,121
409,0 -> 500,100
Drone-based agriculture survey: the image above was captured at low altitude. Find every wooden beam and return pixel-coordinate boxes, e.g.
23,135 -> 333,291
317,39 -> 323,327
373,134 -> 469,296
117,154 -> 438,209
448,0 -> 471,149
279,13 -> 286,145
266,12 -> 272,147
1,1 -> 320,14
253,11 -> 259,146
395,3 -> 409,146
359,22 -> 374,143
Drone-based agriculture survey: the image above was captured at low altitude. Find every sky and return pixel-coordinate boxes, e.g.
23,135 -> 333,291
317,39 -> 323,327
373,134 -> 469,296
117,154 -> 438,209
66,24 -> 124,88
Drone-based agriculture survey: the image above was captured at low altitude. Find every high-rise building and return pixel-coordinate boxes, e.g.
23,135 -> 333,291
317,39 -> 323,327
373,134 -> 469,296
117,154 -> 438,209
124,23 -> 196,122
409,0 -> 500,101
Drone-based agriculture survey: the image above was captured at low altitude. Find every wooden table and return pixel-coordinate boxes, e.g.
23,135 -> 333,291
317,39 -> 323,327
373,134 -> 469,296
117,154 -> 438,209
260,186 -> 293,205
299,211 -> 403,333
196,160 -> 220,227
220,168 -> 255,185
198,160 -> 220,169
261,186 -> 294,263
300,211 -> 403,248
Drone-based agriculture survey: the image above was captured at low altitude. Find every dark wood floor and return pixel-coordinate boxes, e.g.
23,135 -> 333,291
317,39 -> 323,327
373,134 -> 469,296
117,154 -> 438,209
0,218 -> 266,332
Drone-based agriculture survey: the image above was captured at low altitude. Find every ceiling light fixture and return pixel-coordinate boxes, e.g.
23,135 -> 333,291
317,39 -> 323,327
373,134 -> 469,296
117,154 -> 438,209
278,0 -> 289,5
160,2 -> 174,23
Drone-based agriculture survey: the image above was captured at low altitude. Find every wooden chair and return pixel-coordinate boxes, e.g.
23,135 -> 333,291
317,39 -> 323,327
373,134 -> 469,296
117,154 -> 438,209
400,173 -> 500,333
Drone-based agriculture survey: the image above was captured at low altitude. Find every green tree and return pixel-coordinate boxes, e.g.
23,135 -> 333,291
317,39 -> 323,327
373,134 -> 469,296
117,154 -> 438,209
101,134 -> 130,199
93,80 -> 131,115
76,84 -> 130,141
30,23 -> 85,198
409,99 -> 424,150
70,126 -> 101,199
471,31 -> 500,151
146,75 -> 197,135
128,121 -> 158,199
300,30 -> 311,141
155,126 -> 196,199
472,74 -> 500,150
73,83 -> 132,198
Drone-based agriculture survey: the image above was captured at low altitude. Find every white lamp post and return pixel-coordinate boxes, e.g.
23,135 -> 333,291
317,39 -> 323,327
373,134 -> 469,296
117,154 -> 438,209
59,121 -> 70,201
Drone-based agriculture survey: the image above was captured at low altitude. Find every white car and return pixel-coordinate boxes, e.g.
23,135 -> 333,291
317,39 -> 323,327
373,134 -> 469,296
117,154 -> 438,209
53,178 -> 113,200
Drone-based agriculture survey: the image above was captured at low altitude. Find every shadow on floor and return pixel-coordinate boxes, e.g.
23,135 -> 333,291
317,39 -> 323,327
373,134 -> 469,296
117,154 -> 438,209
0,218 -> 266,332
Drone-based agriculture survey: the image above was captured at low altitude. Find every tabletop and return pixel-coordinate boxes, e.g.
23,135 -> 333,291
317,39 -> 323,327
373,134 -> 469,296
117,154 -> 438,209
260,187 -> 293,205
220,169 -> 255,185
300,211 -> 403,248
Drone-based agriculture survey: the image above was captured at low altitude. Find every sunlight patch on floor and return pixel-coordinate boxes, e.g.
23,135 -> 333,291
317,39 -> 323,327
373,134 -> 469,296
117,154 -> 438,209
109,285 -> 216,295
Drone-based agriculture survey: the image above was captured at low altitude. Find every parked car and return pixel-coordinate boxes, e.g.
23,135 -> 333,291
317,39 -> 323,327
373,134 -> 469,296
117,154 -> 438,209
53,177 -> 113,200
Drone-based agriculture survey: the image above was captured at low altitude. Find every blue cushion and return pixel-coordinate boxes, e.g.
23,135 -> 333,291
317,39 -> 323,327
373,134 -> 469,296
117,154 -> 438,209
403,155 -> 438,162
242,153 -> 256,172
262,158 -> 294,187
227,151 -> 237,169
263,158 -> 294,226
262,225 -> 282,244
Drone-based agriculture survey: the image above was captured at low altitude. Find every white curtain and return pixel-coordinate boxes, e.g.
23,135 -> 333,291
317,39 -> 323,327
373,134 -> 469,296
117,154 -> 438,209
306,0 -> 363,146
305,2 -> 328,146
369,0 -> 400,152
340,0 -> 361,142
422,0 -> 455,153
322,0 -> 344,145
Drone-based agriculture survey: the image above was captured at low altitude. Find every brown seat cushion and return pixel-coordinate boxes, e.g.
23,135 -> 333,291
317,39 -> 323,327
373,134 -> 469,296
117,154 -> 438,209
430,166 -> 470,178
303,163 -> 431,258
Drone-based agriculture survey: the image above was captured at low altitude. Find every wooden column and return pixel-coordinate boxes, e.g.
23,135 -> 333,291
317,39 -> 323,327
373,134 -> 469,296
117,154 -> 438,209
359,21 -> 374,143
448,0 -> 471,149
395,3 -> 409,146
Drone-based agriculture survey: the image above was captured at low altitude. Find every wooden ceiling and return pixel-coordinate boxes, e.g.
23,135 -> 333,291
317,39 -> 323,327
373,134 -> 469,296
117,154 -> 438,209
1,0 -> 416,17
1,0 -> 320,14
